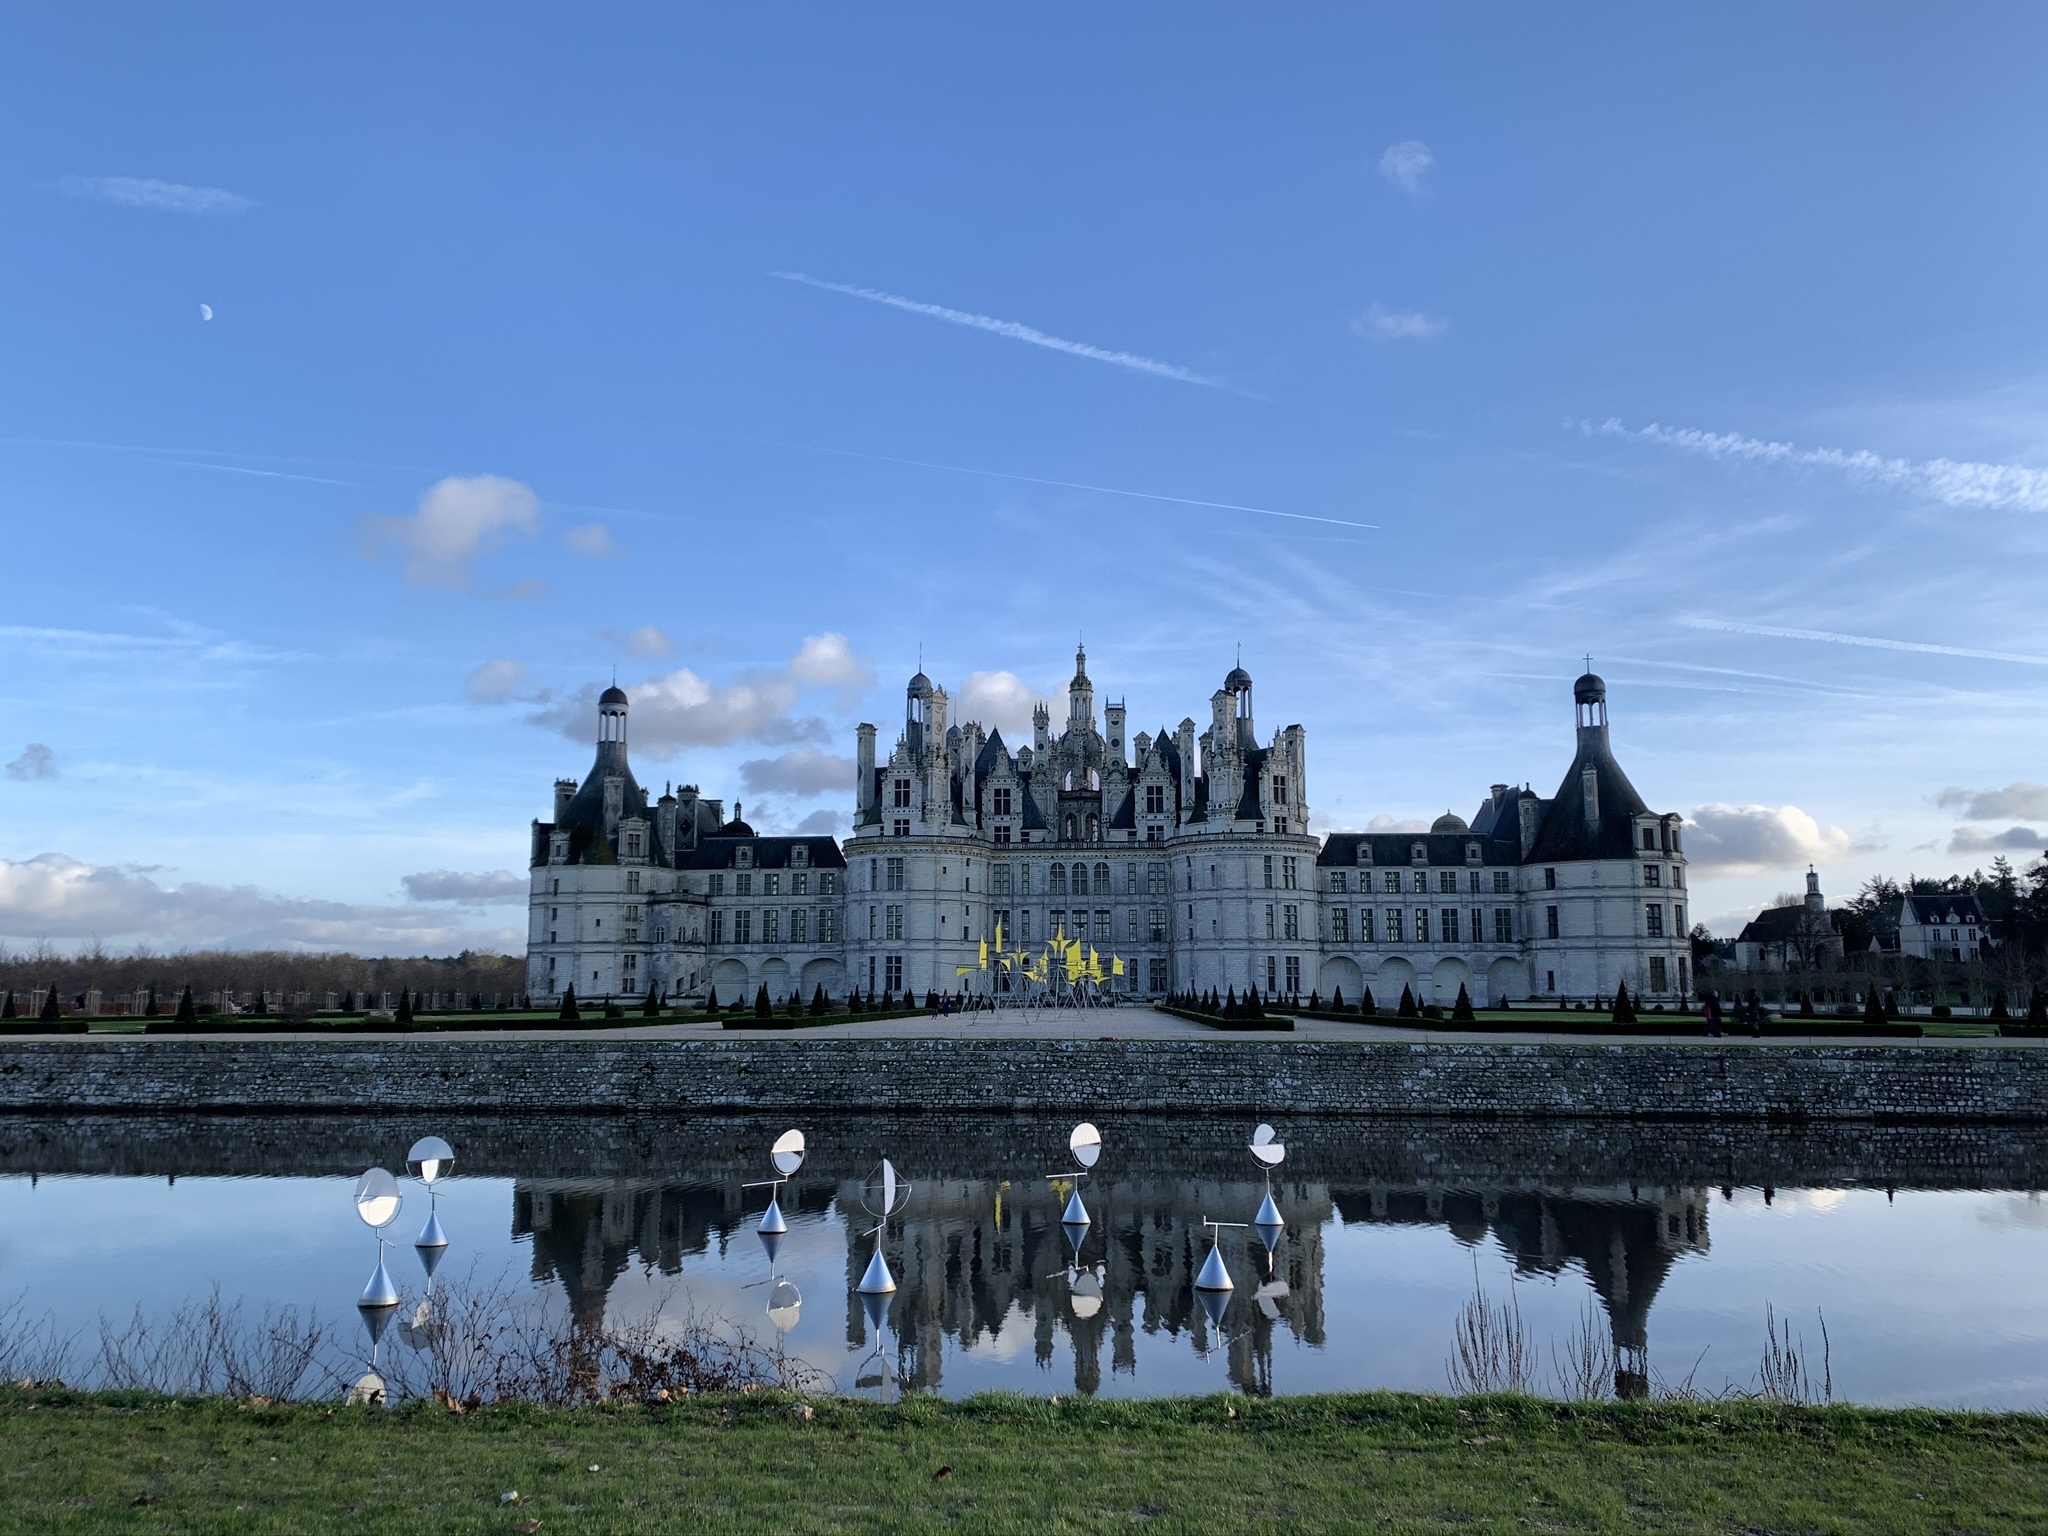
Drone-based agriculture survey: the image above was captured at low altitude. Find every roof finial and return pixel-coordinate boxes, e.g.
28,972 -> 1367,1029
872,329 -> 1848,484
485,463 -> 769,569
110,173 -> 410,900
1583,653 -> 1592,673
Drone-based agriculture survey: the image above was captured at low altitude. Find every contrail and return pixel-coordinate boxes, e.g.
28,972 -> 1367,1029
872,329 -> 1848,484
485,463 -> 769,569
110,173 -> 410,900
773,438 -> 1378,531
1680,616 -> 2048,667
1578,417 -> 2048,512
771,271 -> 1226,389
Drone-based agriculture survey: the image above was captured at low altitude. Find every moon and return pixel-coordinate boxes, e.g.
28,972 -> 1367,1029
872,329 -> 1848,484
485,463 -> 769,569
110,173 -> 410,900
199,304 -> 213,321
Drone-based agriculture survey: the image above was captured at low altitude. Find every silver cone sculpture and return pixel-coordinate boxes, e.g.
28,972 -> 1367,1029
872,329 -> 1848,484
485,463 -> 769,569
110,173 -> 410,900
858,1244 -> 896,1294
1253,1191 -> 1285,1252
1062,1187 -> 1090,1226
759,1193 -> 788,1235
1062,1219 -> 1091,1257
758,1225 -> 785,1266
1195,1237 -> 1233,1293
1196,1285 -> 1231,1331
417,1209 -> 448,1249
359,1257 -> 400,1309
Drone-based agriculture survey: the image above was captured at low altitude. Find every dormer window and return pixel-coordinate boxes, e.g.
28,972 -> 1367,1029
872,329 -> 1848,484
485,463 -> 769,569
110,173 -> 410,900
792,844 -> 809,869
1641,827 -> 1656,850
1465,843 -> 1481,864
892,778 -> 912,808
1411,843 -> 1426,865
736,847 -> 752,870
993,786 -> 1013,817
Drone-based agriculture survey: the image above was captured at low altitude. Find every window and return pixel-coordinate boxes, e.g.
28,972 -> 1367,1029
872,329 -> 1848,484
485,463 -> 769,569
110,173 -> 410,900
1283,904 -> 1299,940
1492,870 -> 1511,894
792,844 -> 809,869
1643,865 -> 1661,887
884,955 -> 903,991
765,873 -> 781,896
867,904 -> 877,939
1412,871 -> 1428,894
1148,957 -> 1168,993
886,857 -> 905,891
734,910 -> 752,943
1465,843 -> 1481,865
996,824 -> 1012,845
1051,909 -> 1067,938
1020,910 -> 1032,941
1383,871 -> 1401,893
1263,856 -> 1274,889
1360,908 -> 1375,943
709,873 -> 725,896
791,909 -> 809,943
1019,864 -> 1033,895
1411,843 -> 1427,865
1675,904 -> 1685,933
1264,903 -> 1276,940
1442,908 -> 1460,943
885,904 -> 904,941
892,779 -> 912,808
1546,905 -> 1560,939
1645,903 -> 1665,938
1050,863 -> 1068,897
1093,862 -> 1110,896
1148,907 -> 1166,942
993,864 -> 1012,897
1128,910 -> 1139,941
993,785 -> 1013,816
1544,867 -> 1558,890
1285,955 -> 1301,993
1642,827 -> 1656,850
1282,856 -> 1299,889
1471,907 -> 1482,942
1332,907 -> 1350,942
763,909 -> 780,943
1145,783 -> 1165,815
1649,956 -> 1668,992
1329,870 -> 1347,893
1094,910 -> 1110,943
1145,825 -> 1160,843
1266,956 -> 1277,992
626,870 -> 641,894
1386,909 -> 1403,943
821,872 -> 838,896
1148,862 -> 1166,896
1673,866 -> 1684,888
869,858 -> 879,891
892,819 -> 910,838
625,833 -> 641,858
737,847 -> 753,869
1415,908 -> 1431,943
1125,862 -> 1138,895
1272,775 -> 1288,805
736,873 -> 752,896
709,911 -> 725,945
1438,871 -> 1457,894
550,907 -> 558,920
1494,908 -> 1513,943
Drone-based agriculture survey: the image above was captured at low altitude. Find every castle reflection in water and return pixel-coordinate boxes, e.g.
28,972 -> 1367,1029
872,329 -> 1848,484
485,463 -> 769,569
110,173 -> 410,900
512,1167 -> 1708,1397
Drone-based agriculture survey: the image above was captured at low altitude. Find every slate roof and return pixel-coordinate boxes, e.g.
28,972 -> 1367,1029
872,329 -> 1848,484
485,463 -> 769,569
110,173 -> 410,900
1736,906 -> 1822,944
1523,733 -> 1656,862
1316,831 -> 1511,868
1904,893 -> 1987,926
674,835 -> 847,872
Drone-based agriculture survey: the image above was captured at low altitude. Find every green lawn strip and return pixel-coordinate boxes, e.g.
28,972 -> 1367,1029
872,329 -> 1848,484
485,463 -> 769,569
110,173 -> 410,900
2,1388 -> 2043,1534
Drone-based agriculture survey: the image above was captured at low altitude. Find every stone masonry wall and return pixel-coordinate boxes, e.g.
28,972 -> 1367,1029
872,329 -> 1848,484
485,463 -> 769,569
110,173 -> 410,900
1,1036 -> 2044,1122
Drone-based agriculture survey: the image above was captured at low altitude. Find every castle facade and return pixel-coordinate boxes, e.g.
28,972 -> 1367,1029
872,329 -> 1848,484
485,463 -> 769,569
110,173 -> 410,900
526,652 -> 1694,1008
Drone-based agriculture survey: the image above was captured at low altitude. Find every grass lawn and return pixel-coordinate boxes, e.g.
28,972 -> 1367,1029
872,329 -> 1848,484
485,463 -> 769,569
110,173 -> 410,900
5,1387 -> 2044,1534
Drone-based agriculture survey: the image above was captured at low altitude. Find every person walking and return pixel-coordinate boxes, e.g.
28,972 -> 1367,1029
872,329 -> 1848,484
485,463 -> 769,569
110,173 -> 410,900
1702,990 -> 1723,1038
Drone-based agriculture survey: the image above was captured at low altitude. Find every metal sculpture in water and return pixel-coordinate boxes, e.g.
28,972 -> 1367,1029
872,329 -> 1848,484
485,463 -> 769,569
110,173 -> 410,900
856,1158 -> 911,1295
407,1135 -> 455,1281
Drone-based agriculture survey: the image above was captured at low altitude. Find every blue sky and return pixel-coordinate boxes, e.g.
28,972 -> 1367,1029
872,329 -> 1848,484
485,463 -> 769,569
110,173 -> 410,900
3,5 -> 2046,953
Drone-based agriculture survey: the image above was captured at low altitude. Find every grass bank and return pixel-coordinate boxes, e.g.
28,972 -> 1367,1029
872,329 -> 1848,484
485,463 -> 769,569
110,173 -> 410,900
3,1387 -> 2043,1534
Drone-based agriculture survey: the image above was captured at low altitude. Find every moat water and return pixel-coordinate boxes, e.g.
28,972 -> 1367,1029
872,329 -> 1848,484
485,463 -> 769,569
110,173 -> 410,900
1,1112 -> 2043,1406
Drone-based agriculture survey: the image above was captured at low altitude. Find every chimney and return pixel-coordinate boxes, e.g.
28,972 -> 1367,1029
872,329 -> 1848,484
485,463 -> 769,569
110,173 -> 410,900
554,779 -> 577,821
1518,791 -> 1541,857
856,723 -> 877,816
1581,765 -> 1600,830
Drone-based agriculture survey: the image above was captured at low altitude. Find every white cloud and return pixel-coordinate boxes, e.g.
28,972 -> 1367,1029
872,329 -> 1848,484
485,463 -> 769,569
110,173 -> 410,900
1678,617 -> 2048,668
1366,814 -> 1432,833
956,671 -> 1046,738
58,176 -> 255,214
564,522 -> 617,558
533,633 -> 877,757
604,625 -> 675,657
464,659 -> 530,704
401,869 -> 527,904
1936,782 -> 2048,821
1377,140 -> 1434,194
770,271 -> 1226,389
1949,826 -> 2045,855
1579,418 -> 2048,513
739,747 -> 855,799
787,632 -> 874,691
1684,803 -> 1856,873
5,744 -> 56,781
1354,304 -> 1447,341
364,475 -> 541,589
795,809 -> 844,836
0,853 -> 514,953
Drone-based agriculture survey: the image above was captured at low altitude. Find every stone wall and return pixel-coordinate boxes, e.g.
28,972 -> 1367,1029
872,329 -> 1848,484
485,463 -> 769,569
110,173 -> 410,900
1,1035 -> 2044,1122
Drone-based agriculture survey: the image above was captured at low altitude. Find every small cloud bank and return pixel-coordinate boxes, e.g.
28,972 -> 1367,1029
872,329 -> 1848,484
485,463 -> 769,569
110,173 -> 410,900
1354,304 -> 1446,341
795,809 -> 844,836
957,671 -> 1046,737
604,625 -> 675,657
564,522 -> 617,558
363,475 -> 540,589
59,176 -> 255,214
740,746 -> 855,799
528,633 -> 872,758
1684,803 -> 1856,873
1949,826 -> 2045,855
0,853 -> 515,953
1378,140 -> 1434,194
1937,782 -> 2048,821
401,869 -> 527,905
5,744 -> 57,781
465,659 -> 530,704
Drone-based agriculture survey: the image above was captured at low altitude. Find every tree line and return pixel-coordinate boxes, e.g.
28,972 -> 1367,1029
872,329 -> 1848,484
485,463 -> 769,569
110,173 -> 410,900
0,943 -> 525,1010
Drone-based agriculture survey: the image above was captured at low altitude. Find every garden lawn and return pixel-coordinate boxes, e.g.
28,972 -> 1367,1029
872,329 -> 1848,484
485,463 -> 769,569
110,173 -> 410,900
3,1387 -> 2045,1534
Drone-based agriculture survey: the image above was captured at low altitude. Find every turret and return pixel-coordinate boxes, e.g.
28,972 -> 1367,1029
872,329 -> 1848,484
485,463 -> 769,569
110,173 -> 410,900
1068,645 -> 1095,729
597,684 -> 629,770
1574,670 -> 1609,750
1105,701 -> 1125,766
554,779 -> 577,821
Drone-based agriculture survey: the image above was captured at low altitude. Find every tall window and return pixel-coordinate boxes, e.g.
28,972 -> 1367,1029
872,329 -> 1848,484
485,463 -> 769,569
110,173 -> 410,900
1544,867 -> 1558,890
1359,909 -> 1375,943
993,785 -> 1013,816
710,911 -> 725,945
1332,908 -> 1350,942
1329,870 -> 1347,893
1282,856 -> 1299,889
1438,871 -> 1457,894
1494,908 -> 1513,942
1415,908 -> 1431,944
1019,864 -> 1032,895
1144,783 -> 1165,815
1263,856 -> 1274,888
1649,956 -> 1668,992
1546,905 -> 1560,939
1492,870 -> 1511,894
1645,903 -> 1665,937
734,910 -> 752,943
867,904 -> 877,939
1283,904 -> 1299,941
736,873 -> 752,896
1272,775 -> 1288,805
1093,910 -> 1110,943
764,873 -> 780,896
1285,955 -> 1300,993
709,873 -> 725,896
1148,908 -> 1165,942
1265,956 -> 1277,992
1264,903 -> 1276,940
892,779 -> 912,808
1441,908 -> 1460,943
626,870 -> 641,894
884,956 -> 903,991
1050,863 -> 1067,896
992,864 -> 1012,897
1125,862 -> 1138,895
1643,865 -> 1662,887
1092,863 -> 1109,896
793,873 -> 808,896
1385,909 -> 1403,943
1148,862 -> 1166,896
1051,908 -> 1066,937
791,909 -> 809,943
763,910 -> 780,944
1384,871 -> 1401,893
1675,904 -> 1685,933
886,904 -> 904,941
1020,910 -> 1032,942
886,857 -> 905,891
821,872 -> 838,896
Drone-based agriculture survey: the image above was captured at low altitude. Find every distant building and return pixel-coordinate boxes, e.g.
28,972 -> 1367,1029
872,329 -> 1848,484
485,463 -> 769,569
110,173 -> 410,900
527,657 -> 1696,1006
1892,892 -> 1992,963
1732,869 -> 1844,971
